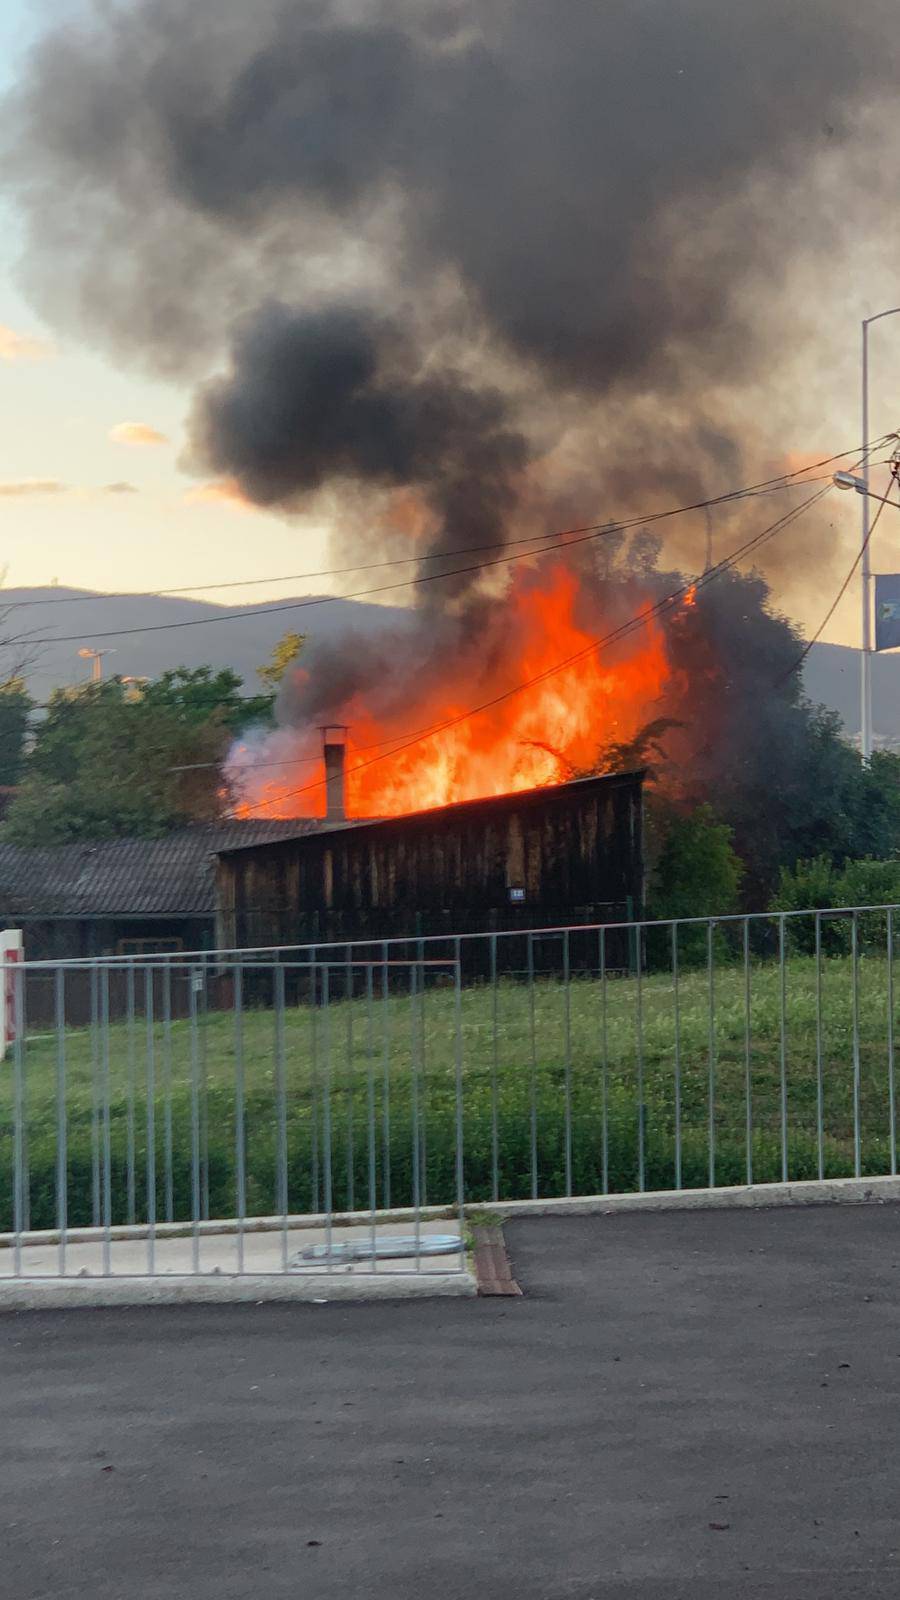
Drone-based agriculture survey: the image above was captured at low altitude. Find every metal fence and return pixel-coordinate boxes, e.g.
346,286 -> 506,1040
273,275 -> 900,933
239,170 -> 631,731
3,902 -> 900,1281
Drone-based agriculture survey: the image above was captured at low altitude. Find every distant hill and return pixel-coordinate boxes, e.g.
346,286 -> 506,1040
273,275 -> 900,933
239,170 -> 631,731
801,641 -> 900,746
3,584 -> 897,745
0,587 -> 411,702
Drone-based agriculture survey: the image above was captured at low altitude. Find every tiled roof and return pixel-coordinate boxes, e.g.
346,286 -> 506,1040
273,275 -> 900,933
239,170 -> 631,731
0,820 -> 321,919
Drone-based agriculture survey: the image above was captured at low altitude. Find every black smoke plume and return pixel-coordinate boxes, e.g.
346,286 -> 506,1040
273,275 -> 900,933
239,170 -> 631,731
191,301 -> 528,585
5,2 -> 896,563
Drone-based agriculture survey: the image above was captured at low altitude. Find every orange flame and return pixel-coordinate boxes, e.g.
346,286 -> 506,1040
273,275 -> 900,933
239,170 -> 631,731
234,564 -> 670,820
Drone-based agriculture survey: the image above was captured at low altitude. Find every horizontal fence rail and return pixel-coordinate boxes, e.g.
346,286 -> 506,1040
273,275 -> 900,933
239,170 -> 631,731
2,903 -> 900,1280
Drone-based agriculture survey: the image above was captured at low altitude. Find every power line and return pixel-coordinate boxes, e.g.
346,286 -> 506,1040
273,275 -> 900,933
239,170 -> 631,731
236,480 -> 833,816
22,442 -> 894,645
178,458 -> 887,780
7,435 -> 885,611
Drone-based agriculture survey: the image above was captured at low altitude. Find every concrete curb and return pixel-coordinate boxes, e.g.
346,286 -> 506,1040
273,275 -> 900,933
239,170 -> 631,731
0,1271 -> 477,1311
489,1175 -> 900,1217
0,1207 -> 456,1251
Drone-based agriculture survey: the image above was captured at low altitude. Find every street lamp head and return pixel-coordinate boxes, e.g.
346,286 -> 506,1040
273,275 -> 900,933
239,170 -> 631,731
833,470 -> 867,492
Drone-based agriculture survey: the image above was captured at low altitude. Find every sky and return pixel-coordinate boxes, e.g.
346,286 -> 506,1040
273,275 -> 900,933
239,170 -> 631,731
0,0 -> 334,609
0,0 -> 898,649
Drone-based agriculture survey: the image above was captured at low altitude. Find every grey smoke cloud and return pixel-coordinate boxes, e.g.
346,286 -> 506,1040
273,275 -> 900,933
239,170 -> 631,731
4,0 -> 898,608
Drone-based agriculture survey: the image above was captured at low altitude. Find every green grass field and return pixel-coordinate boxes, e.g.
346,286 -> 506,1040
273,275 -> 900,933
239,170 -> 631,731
1,951 -> 898,1232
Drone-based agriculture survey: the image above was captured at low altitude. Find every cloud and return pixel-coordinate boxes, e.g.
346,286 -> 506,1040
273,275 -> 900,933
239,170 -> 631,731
102,480 -> 138,494
0,478 -> 66,497
109,420 -> 168,446
0,324 -> 54,362
183,476 -> 252,511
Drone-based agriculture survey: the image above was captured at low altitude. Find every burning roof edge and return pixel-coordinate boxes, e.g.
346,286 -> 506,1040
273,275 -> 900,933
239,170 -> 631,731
217,771 -> 646,858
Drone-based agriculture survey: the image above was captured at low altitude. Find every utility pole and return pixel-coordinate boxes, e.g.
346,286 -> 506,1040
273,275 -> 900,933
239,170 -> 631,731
859,307 -> 900,759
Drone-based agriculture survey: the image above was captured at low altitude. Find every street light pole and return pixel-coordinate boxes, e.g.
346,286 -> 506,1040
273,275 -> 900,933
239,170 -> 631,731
860,307 -> 900,759
77,647 -> 116,684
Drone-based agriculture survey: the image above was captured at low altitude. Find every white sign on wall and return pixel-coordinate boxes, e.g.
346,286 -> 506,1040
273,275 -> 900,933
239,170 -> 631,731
0,931 -> 23,1061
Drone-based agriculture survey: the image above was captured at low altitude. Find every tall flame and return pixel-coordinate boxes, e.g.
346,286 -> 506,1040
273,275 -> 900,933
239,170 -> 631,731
233,564 -> 671,819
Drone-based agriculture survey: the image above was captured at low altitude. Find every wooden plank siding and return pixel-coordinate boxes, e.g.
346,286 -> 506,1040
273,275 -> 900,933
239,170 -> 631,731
216,772 -> 644,951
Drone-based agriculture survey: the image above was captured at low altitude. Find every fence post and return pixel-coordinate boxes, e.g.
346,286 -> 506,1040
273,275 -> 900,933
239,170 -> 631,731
527,932 -> 538,1199
234,963 -> 246,1274
145,966 -> 156,1277
488,933 -> 500,1202
673,922 -> 682,1191
815,912 -> 824,1182
707,920 -> 716,1190
55,967 -> 67,1277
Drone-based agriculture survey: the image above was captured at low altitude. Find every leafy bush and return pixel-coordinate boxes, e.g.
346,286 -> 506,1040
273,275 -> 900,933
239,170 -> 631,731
649,804 -> 743,921
772,855 -> 900,953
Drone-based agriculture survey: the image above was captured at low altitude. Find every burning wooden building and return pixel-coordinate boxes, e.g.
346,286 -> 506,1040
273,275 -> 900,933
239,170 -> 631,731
215,768 -> 644,950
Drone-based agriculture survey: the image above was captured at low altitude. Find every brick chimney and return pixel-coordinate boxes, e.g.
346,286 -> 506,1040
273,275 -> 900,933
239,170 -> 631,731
321,726 -> 348,822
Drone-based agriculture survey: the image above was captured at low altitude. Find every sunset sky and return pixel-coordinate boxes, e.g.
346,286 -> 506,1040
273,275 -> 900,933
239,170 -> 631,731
1,0 -> 899,648
0,0 -> 333,607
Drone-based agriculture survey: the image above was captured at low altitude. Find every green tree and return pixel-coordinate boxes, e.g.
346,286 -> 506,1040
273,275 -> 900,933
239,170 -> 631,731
257,631 -> 305,692
648,803 -> 744,921
4,665 -> 266,844
142,666 -> 274,731
0,678 -> 32,786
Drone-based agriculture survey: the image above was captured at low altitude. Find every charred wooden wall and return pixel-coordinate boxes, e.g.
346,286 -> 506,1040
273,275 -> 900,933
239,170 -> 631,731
216,772 -> 643,950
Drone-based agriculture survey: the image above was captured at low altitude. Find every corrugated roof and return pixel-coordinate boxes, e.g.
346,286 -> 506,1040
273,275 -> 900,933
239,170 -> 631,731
0,820 -> 322,919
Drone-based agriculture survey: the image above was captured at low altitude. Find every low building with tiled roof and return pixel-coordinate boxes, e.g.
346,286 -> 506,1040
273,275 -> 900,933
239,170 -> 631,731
0,820 -> 324,961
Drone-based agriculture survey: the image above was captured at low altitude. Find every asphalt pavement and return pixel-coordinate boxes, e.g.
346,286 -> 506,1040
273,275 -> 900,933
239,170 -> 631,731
2,1203 -> 900,1598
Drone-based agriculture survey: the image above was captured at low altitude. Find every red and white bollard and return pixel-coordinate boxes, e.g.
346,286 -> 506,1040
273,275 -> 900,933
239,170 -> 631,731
0,931 -> 23,1060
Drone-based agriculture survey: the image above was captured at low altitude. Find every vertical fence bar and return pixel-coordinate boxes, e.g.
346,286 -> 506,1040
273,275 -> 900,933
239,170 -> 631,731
322,966 -> 334,1263
707,921 -> 716,1190
852,912 -> 861,1178
345,949 -> 354,1213
490,932 -> 500,1203
189,968 -> 201,1274
410,961 -> 422,1270
635,926 -> 645,1193
145,966 -> 156,1278
672,923 -> 682,1191
527,932 -> 538,1199
454,955 -> 465,1268
381,941 -> 391,1212
126,964 -> 136,1226
309,955 -> 320,1215
55,968 -> 67,1278
199,952 -> 210,1222
12,964 -> 25,1277
100,966 -> 112,1276
888,909 -> 897,1177
815,912 -> 824,1182
90,963 -> 100,1228
743,918 -> 753,1188
274,964 -> 289,1273
779,914 -> 789,1183
234,964 -> 246,1274
600,928 -> 609,1196
366,965 -> 377,1269
162,962 -> 174,1224
417,937 -> 427,1209
563,929 -> 573,1196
